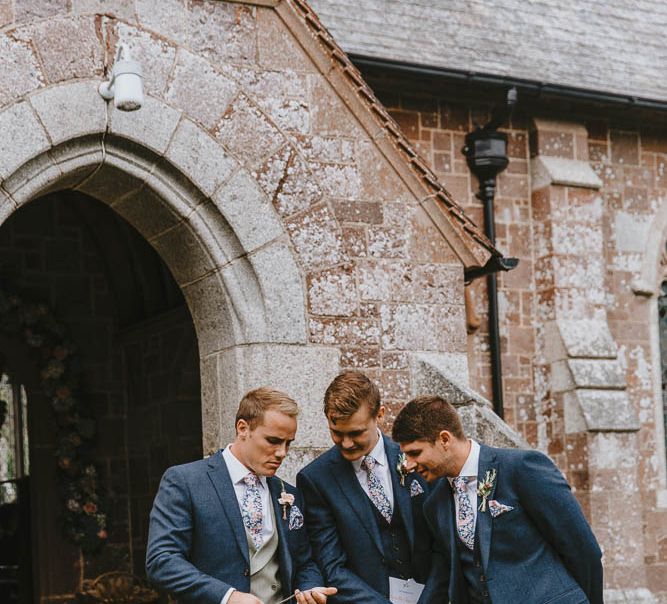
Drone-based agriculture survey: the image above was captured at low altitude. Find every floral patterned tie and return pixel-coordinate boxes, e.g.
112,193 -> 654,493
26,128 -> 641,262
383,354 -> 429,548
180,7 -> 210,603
241,472 -> 263,550
453,476 -> 475,550
361,455 -> 393,523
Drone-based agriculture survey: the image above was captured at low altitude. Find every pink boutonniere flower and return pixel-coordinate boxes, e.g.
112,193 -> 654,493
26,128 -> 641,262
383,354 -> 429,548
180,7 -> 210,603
278,480 -> 295,520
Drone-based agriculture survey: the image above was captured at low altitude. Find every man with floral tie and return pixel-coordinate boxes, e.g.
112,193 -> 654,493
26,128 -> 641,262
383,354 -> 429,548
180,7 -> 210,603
297,371 -> 432,604
392,395 -> 603,604
146,388 -> 337,604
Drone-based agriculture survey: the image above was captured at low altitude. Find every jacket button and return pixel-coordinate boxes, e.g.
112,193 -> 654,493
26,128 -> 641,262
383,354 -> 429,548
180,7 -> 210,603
243,568 -> 250,577
480,574 -> 486,582
271,584 -> 278,591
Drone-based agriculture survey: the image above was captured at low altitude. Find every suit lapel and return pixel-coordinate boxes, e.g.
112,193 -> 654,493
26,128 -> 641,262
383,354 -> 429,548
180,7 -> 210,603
268,477 -> 293,587
385,436 -> 415,550
330,451 -> 384,554
206,451 -> 250,566
475,444 -> 498,572
439,480 -> 461,586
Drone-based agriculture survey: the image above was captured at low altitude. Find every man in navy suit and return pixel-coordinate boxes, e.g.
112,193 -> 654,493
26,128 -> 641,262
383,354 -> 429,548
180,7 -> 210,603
297,371 -> 432,604
392,394 -> 603,604
146,388 -> 337,604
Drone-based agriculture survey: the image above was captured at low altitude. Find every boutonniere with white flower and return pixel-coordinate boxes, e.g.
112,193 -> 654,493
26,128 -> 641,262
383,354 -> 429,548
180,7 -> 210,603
277,479 -> 295,520
477,469 -> 497,512
397,452 -> 409,486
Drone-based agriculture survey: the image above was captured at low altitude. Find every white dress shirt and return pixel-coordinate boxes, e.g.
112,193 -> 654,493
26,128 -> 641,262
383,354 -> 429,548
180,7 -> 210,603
447,439 -> 481,532
351,430 -> 395,508
220,445 -> 275,604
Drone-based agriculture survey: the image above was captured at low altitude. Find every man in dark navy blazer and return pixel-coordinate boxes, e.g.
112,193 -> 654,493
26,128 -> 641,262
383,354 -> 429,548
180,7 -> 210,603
297,371 -> 432,604
146,388 -> 337,604
392,395 -> 603,604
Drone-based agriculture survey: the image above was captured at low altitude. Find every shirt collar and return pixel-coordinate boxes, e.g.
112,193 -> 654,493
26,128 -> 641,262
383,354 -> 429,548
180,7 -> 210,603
351,429 -> 387,472
448,439 -> 480,486
222,445 -> 268,489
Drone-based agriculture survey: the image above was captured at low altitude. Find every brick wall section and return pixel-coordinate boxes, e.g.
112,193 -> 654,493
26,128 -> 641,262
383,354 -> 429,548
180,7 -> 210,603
375,83 -> 667,600
590,123 -> 667,596
382,94 -> 536,438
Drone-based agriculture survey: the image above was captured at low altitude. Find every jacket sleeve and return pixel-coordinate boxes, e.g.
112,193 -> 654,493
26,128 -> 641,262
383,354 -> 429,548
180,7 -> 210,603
515,451 -> 604,604
296,470 -> 393,604
291,488 -> 327,591
146,466 -> 233,604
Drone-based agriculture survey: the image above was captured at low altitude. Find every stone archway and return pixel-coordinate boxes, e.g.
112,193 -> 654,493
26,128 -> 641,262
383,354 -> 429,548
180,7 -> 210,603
0,83 -> 325,455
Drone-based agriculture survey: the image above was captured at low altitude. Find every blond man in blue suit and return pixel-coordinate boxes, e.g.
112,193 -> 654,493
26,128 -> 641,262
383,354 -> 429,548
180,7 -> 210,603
146,388 -> 337,604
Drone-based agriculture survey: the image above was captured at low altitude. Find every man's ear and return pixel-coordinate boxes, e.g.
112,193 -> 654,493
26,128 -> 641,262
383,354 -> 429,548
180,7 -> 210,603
376,405 -> 386,423
437,429 -> 453,450
236,418 -> 250,438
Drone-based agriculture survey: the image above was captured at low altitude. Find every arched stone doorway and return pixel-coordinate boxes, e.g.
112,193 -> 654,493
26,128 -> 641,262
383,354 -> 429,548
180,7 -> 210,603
0,190 -> 203,602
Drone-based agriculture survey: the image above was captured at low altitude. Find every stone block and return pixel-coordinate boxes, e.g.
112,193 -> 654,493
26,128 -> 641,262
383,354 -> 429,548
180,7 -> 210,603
568,358 -> 626,389
214,343 -> 340,448
380,303 -> 466,352
165,118 -> 237,197
165,50 -> 238,130
15,0 -> 68,21
279,447 -> 327,485
111,185 -> 181,241
1,152 -> 61,205
551,222 -> 603,255
215,94 -> 286,169
257,7 -> 316,73
0,101 -> 50,179
589,433 -> 639,469
181,271 -> 237,357
150,219 -> 216,286
614,211 -> 652,253
368,226 -> 407,258
113,22 -> 176,97
530,156 -> 602,190
307,74 -> 360,137
211,169 -> 283,253
310,161 -> 361,200
0,191 -> 16,226
0,1 -> 12,26
0,34 -> 44,109
309,317 -> 380,346
109,95 -> 181,156
30,81 -> 106,145
200,354 -> 221,455
136,0 -> 189,45
188,1 -> 256,66
72,0 -> 135,19
357,139 -> 408,201
411,352 -> 472,397
307,264 -> 357,316
557,319 -> 617,359
26,17 -> 103,83
248,240 -> 308,344
576,390 -> 640,432
285,203 -> 347,270
253,144 -> 322,217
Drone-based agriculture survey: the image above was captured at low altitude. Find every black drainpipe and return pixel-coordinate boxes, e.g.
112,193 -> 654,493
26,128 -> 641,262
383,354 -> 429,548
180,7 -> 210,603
462,88 -> 519,419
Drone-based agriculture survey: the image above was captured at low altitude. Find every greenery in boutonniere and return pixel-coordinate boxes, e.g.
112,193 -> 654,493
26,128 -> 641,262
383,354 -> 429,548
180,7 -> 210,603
397,452 -> 409,486
0,287 -> 107,553
477,469 -> 497,512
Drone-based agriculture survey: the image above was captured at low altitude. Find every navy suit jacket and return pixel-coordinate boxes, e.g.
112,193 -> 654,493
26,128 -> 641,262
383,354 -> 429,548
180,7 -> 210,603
297,434 -> 432,604
146,451 -> 323,604
420,445 -> 603,604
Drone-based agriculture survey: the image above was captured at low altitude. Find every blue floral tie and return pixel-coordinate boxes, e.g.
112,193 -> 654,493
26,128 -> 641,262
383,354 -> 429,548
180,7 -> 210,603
361,455 -> 393,523
453,476 -> 475,550
241,472 -> 263,550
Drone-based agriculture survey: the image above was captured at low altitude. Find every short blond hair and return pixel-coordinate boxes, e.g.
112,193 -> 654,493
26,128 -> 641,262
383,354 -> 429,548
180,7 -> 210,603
235,387 -> 299,430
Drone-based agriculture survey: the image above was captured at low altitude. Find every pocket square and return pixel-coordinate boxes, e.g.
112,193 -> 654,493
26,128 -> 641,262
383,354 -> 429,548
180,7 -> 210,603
410,479 -> 424,497
288,504 -> 304,530
488,499 -> 513,518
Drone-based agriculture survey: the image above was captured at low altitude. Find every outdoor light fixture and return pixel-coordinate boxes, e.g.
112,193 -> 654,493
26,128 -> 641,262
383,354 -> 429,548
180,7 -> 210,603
462,87 -> 519,420
98,43 -> 144,111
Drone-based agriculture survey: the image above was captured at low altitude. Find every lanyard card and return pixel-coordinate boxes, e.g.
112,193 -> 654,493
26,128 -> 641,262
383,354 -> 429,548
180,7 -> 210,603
389,577 -> 425,604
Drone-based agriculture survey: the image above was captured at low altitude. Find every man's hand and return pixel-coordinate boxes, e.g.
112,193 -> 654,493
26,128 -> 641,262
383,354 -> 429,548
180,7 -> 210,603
294,587 -> 337,604
228,591 -> 264,604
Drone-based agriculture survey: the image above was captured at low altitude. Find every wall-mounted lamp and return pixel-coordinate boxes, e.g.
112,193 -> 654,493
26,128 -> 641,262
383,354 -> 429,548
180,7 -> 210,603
98,43 -> 143,112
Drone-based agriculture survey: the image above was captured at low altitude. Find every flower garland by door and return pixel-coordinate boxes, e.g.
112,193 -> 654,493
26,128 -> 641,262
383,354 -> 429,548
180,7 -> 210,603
0,287 -> 107,553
